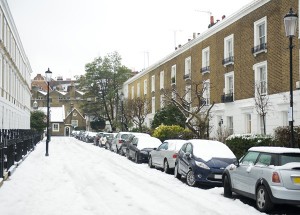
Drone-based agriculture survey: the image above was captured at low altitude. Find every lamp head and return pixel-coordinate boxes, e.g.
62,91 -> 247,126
284,8 -> 298,37
45,68 -> 52,82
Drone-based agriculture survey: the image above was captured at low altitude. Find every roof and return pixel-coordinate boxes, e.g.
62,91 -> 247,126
38,106 -> 65,122
249,147 -> 300,154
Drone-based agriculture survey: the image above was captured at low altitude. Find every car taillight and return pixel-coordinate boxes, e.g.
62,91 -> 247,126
118,140 -> 122,144
272,172 -> 281,183
172,153 -> 177,159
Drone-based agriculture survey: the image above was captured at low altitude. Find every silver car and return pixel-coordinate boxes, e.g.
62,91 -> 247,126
148,139 -> 186,173
222,146 -> 300,212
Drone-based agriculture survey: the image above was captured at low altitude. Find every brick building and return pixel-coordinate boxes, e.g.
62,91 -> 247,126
123,0 -> 300,138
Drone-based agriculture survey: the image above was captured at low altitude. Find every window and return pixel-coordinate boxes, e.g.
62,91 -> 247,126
227,116 -> 233,135
53,123 -> 59,132
201,47 -> 210,73
223,72 -> 234,102
257,153 -> 272,166
160,95 -> 165,109
171,65 -> 176,85
241,151 -> 260,165
151,75 -> 155,92
281,111 -> 288,126
185,85 -> 191,109
203,80 -> 210,105
223,34 -> 234,66
151,97 -> 155,114
160,71 -> 164,89
253,61 -> 267,96
137,83 -> 140,97
184,57 -> 191,79
71,120 -> 78,127
131,86 -> 134,99
253,16 -> 267,55
144,79 -> 147,95
245,114 -> 252,133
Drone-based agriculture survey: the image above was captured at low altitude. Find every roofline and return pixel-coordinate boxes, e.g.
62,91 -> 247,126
124,0 -> 269,85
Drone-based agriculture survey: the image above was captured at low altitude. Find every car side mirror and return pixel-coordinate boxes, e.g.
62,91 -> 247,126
153,148 -> 157,150
185,152 -> 192,159
133,143 -> 137,146
234,160 -> 239,167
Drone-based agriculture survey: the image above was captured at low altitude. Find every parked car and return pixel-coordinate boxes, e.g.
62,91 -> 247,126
105,133 -> 117,150
99,132 -> 114,148
85,131 -> 97,143
149,139 -> 186,173
93,132 -> 104,146
111,132 -> 132,153
174,139 -> 236,187
120,132 -> 150,155
126,136 -> 162,163
222,146 -> 300,212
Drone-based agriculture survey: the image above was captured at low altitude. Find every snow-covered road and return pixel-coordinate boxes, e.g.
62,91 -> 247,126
0,137 -> 263,215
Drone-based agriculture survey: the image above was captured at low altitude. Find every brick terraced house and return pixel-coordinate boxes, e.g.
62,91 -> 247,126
123,0 -> 300,138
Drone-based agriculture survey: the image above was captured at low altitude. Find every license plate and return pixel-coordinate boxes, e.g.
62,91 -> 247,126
214,174 -> 222,179
293,177 -> 300,184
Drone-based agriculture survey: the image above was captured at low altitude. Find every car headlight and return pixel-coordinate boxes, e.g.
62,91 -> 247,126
195,161 -> 210,170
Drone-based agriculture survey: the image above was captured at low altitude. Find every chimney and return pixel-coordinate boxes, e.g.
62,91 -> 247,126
222,15 -> 226,20
210,16 -> 214,26
188,39 -> 191,42
193,32 -> 196,39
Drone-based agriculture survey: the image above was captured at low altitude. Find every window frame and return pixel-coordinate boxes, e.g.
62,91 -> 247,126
160,71 -> 164,89
52,123 -> 59,132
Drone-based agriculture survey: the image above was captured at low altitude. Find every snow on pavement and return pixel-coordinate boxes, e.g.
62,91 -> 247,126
0,137 -> 264,215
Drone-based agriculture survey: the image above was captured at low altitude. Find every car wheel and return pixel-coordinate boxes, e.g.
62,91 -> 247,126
148,156 -> 154,168
163,160 -> 170,174
223,175 -> 232,198
186,169 -> 197,187
135,153 -> 140,164
126,150 -> 130,160
174,163 -> 181,179
256,185 -> 274,212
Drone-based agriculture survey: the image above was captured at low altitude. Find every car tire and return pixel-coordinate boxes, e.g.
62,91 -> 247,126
148,156 -> 154,168
186,169 -> 197,187
174,163 -> 181,179
135,153 -> 140,164
256,185 -> 274,212
163,160 -> 170,174
126,150 -> 131,160
223,175 -> 232,198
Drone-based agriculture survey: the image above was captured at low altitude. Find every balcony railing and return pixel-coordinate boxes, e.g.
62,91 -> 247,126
252,43 -> 267,55
200,66 -> 210,73
221,93 -> 234,103
222,56 -> 234,66
183,74 -> 191,80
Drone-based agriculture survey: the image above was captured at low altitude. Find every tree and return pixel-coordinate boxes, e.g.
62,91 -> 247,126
151,104 -> 186,129
254,83 -> 271,135
78,52 -> 132,131
163,81 -> 214,139
124,96 -> 151,132
30,110 -> 47,133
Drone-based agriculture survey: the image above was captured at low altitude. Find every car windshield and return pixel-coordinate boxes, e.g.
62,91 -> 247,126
121,134 -> 130,140
136,138 -> 161,150
280,153 -> 300,165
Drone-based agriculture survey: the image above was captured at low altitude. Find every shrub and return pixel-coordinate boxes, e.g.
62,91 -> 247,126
273,126 -> 300,147
225,134 -> 273,159
152,125 -> 192,142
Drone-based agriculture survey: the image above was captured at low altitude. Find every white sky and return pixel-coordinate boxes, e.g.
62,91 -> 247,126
8,0 -> 254,80
0,137 -> 263,215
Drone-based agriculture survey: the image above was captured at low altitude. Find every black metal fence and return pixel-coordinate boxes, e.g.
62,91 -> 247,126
0,129 -> 43,179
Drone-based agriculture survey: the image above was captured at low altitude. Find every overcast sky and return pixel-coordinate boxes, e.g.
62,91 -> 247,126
8,0 -> 254,80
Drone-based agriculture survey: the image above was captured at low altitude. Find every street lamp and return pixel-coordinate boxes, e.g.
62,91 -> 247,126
120,93 -> 124,131
45,68 -> 52,156
284,8 -> 298,148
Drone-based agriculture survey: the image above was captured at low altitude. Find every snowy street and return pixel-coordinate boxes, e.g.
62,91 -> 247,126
0,137 -> 267,215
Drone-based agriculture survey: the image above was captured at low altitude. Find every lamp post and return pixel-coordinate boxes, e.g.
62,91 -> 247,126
120,93 -> 124,131
45,68 -> 52,156
284,8 -> 298,148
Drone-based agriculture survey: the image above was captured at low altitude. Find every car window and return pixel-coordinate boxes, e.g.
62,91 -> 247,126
158,143 -> 166,150
121,134 -> 129,140
240,151 -> 259,165
180,143 -> 187,153
256,153 -> 272,166
280,153 -> 300,165
186,143 -> 192,154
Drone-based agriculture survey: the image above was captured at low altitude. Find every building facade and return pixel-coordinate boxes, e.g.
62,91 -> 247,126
123,0 -> 300,138
0,0 -> 32,130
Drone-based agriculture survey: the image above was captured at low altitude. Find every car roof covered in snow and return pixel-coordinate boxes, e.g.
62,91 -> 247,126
249,146 -> 300,154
